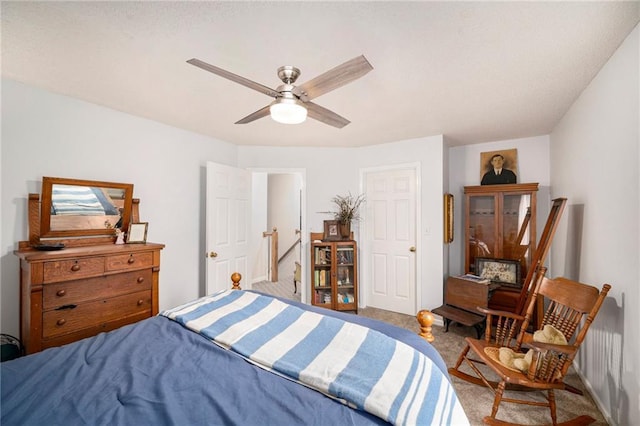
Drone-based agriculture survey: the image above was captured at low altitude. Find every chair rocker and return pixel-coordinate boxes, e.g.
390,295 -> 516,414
448,266 -> 611,426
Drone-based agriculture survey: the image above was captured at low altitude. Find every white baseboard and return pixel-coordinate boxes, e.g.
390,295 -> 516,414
572,361 -> 613,425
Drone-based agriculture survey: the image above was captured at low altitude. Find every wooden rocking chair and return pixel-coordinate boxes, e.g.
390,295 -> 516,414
448,266 -> 611,425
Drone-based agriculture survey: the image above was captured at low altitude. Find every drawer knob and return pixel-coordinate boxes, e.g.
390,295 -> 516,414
71,263 -> 81,272
137,299 -> 144,306
137,277 -> 145,283
128,256 -> 135,264
56,318 -> 66,326
56,289 -> 66,297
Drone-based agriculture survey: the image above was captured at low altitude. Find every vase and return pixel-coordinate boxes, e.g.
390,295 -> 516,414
339,222 -> 351,239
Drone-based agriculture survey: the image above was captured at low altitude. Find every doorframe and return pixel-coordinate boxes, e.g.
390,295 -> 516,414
359,162 -> 422,313
248,167 -> 307,303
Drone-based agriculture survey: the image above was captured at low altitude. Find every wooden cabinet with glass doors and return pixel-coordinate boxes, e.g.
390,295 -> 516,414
464,183 -> 538,312
310,232 -> 358,313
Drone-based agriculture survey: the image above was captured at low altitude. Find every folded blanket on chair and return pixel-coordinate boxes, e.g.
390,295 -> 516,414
162,290 -> 468,426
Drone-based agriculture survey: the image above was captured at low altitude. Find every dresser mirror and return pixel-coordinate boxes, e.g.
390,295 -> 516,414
39,177 -> 134,238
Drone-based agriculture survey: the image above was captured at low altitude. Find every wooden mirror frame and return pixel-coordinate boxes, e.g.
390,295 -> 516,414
39,177 -> 134,239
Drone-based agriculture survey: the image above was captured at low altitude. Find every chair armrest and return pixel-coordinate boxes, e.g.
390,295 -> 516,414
477,307 -> 525,321
480,308 -> 526,347
524,341 -> 578,356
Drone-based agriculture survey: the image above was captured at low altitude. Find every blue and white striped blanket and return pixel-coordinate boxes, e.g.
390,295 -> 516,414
161,290 -> 468,426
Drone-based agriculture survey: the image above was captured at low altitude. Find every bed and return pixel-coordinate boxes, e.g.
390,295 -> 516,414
1,289 -> 468,425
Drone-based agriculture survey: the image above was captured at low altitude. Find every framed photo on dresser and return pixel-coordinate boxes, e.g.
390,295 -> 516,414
127,222 -> 148,244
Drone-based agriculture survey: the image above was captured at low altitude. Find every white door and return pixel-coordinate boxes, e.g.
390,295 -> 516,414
206,162 -> 251,294
364,167 -> 418,315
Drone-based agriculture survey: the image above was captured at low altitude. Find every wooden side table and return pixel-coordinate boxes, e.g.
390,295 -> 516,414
432,276 -> 500,338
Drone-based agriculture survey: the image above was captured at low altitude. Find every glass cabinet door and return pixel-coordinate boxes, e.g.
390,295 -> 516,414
336,245 -> 356,306
465,184 -> 537,292
312,244 -> 332,307
467,194 -> 496,275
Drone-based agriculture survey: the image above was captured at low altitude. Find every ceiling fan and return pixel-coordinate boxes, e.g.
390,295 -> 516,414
186,55 -> 373,128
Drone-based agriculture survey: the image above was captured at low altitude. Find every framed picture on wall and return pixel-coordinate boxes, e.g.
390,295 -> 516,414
443,193 -> 454,243
480,148 -> 518,185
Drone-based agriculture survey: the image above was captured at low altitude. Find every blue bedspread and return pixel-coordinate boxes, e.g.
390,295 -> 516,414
1,292 -> 465,426
162,290 -> 467,425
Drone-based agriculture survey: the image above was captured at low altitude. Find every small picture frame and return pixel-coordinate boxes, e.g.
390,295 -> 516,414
475,257 -> 521,287
126,222 -> 148,244
323,220 -> 341,241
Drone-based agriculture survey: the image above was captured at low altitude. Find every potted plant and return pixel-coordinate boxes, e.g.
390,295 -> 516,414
328,192 -> 365,239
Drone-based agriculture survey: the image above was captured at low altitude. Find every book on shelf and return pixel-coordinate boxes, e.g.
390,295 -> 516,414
336,248 -> 353,264
457,274 -> 491,284
315,247 -> 331,265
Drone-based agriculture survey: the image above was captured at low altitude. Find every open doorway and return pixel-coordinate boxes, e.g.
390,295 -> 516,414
251,169 -> 305,303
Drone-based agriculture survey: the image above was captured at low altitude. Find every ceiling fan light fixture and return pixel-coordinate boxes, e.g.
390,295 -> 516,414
269,98 -> 307,124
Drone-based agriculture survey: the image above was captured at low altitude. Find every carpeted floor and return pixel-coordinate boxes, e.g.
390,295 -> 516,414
252,248 -> 302,302
251,269 -> 607,425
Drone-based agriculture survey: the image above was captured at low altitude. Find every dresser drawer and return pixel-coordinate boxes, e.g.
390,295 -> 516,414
43,269 -> 153,310
43,257 -> 105,283
106,252 -> 153,272
42,290 -> 151,339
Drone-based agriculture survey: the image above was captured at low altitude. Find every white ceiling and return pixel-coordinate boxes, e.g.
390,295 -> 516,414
2,1 -> 638,148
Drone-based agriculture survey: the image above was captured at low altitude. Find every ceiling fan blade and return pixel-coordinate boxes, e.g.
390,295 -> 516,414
305,102 -> 350,129
294,55 -> 373,102
187,58 -> 280,98
235,105 -> 271,124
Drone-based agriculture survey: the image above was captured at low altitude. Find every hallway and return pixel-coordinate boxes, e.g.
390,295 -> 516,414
252,249 -> 301,302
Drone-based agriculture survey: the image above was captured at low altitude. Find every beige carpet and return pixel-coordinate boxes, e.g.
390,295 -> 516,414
253,248 -> 302,302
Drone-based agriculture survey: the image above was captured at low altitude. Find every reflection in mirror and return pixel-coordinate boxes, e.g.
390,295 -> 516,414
49,184 -> 126,231
40,177 -> 133,239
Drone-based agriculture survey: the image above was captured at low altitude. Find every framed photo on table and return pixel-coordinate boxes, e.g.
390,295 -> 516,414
475,257 -> 521,287
127,222 -> 148,244
323,220 -> 341,241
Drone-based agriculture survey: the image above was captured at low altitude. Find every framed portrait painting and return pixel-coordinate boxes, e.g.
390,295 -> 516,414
480,148 -> 518,185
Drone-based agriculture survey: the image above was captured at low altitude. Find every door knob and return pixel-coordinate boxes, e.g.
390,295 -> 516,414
409,246 -> 416,252
209,251 -> 218,258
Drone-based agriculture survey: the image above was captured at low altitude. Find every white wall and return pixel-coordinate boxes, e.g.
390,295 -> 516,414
447,135 -> 551,276
1,79 -> 238,337
549,24 -> 639,426
239,135 -> 446,311
1,78 -> 447,337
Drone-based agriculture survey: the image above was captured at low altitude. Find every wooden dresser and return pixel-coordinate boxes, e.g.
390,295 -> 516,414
13,177 -> 165,355
15,243 -> 164,354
